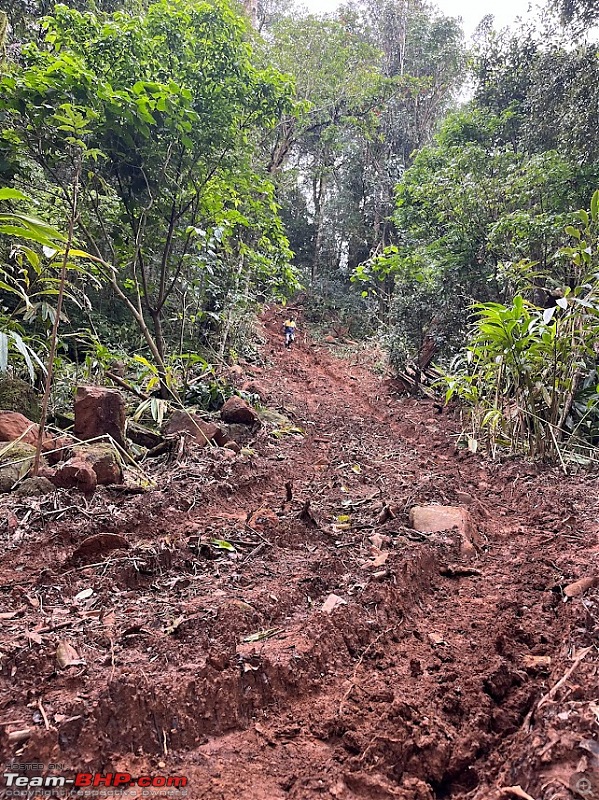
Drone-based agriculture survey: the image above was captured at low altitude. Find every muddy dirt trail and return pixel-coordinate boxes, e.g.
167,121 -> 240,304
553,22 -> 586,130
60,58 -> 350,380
1,308 -> 599,800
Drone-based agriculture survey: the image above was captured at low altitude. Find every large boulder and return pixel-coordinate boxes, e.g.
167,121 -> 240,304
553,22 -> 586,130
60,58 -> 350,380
0,377 -> 40,422
164,410 -> 225,447
74,386 -> 126,448
0,411 -> 53,449
72,442 -> 122,485
220,396 -> 260,426
14,476 -> 55,497
0,411 -> 72,465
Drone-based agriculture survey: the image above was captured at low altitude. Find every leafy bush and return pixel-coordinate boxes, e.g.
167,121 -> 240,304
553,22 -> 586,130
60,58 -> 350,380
443,191 -> 599,462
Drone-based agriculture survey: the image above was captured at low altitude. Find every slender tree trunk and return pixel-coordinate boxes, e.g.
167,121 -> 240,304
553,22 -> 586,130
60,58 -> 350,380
312,173 -> 326,284
33,160 -> 80,475
219,256 -> 245,361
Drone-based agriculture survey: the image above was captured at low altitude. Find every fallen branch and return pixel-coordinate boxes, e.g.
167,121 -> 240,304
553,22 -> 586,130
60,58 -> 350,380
500,787 -> 537,800
7,729 -> 31,744
105,370 -> 149,400
536,645 -> 594,711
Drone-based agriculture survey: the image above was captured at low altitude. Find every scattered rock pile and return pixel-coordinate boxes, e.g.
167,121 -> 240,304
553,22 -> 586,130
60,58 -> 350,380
0,382 -> 262,494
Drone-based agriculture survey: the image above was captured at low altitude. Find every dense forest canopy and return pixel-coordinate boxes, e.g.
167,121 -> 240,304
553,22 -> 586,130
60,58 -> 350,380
1,0 -> 599,458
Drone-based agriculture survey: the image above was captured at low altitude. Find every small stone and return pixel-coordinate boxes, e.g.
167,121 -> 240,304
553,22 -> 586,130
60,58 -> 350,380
564,576 -> 599,598
522,655 -> 551,671
241,380 -> 268,401
71,533 -> 130,563
409,505 -> 481,557
220,396 -> 260,426
322,594 -> 347,614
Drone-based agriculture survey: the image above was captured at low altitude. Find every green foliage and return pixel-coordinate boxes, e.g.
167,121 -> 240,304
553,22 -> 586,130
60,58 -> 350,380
266,0 -> 464,292
0,188 -> 98,381
368,106 -> 594,365
0,0 -> 298,387
472,22 -> 599,163
443,193 -> 599,461
553,0 -> 599,28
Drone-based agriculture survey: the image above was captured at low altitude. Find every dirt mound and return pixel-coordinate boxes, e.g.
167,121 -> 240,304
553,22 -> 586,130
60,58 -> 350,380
0,306 -> 598,799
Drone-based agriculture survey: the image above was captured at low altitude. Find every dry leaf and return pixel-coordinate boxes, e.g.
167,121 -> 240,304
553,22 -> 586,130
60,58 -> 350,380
368,553 -> 389,567
500,787 -> 537,800
522,655 -> 552,670
0,611 -> 20,620
102,611 -> 116,629
299,500 -> 319,528
243,628 -> 283,643
74,588 -> 94,602
428,632 -> 447,647
377,504 -> 395,524
56,640 -> 85,669
163,615 -> 185,635
25,629 -> 43,645
332,523 -> 351,532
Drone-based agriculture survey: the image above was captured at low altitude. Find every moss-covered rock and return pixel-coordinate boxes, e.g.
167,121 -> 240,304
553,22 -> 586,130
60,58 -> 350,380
14,476 -> 55,497
0,377 -> 40,422
71,442 -> 123,485
0,375 -> 40,422
0,441 -> 36,492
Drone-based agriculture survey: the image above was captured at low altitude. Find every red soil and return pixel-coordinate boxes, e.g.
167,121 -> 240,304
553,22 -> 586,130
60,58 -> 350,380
1,307 -> 598,800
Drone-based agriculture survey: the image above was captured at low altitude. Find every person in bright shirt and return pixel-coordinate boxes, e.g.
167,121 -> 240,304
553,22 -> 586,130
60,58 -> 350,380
282,318 -> 296,348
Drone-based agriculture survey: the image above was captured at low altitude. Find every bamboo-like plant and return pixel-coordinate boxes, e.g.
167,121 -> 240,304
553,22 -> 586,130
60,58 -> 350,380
443,190 -> 599,463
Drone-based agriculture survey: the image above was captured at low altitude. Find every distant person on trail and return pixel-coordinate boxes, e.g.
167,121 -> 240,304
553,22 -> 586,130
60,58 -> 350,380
283,318 -> 296,348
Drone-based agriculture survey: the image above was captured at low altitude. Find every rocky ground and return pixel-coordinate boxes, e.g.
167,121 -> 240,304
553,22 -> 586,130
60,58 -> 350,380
1,308 -> 599,800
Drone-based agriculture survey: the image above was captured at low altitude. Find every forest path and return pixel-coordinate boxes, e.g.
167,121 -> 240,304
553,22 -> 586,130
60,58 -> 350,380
0,308 -> 598,800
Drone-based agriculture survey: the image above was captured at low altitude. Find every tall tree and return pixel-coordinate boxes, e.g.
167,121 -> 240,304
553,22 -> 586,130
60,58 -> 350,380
267,0 -> 464,288
1,0 -> 296,388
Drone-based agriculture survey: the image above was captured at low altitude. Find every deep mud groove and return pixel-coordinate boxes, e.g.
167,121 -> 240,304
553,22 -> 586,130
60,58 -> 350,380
1,307 -> 599,800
